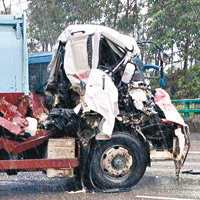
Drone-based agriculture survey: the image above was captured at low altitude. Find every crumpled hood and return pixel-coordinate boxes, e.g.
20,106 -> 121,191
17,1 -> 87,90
154,88 -> 186,126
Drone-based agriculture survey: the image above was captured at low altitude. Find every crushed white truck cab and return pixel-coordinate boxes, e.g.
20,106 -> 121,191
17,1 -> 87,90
44,25 -> 190,192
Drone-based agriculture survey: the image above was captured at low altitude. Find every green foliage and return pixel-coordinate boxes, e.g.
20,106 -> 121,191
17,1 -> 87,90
146,0 -> 200,69
28,0 -> 104,51
28,0 -> 200,101
28,0 -> 144,51
166,64 -> 200,99
28,0 -> 66,51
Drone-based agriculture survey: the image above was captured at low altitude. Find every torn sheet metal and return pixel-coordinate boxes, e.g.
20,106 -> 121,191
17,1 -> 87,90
0,116 -> 24,135
57,25 -> 139,80
154,88 -> 186,126
44,25 -> 190,182
84,69 -> 119,137
28,92 -> 49,122
0,92 -> 49,137
58,25 -> 140,61
50,25 -> 140,138
64,36 -> 91,87
0,97 -> 28,135
129,88 -> 147,111
174,128 -> 185,158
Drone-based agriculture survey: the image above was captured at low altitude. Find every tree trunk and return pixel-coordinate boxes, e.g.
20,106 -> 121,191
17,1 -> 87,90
113,0 -> 120,28
183,37 -> 190,83
2,0 -> 10,14
45,43 -> 48,52
2,0 -> 6,12
183,37 -> 190,71
133,0 -> 138,37
29,38 -> 34,52
126,0 -> 130,20
190,56 -> 193,68
171,44 -> 174,74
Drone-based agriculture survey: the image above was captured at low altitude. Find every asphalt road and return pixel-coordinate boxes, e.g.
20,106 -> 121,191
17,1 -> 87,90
0,134 -> 200,200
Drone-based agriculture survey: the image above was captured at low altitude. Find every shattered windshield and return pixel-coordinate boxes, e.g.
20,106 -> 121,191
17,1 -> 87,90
99,37 -> 126,69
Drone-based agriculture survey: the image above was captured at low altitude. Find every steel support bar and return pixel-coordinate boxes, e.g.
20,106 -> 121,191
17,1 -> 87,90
172,99 -> 200,103
184,102 -> 190,118
172,98 -> 200,118
0,158 -> 79,170
178,109 -> 200,113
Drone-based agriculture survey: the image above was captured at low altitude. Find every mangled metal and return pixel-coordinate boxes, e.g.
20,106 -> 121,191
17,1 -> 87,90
45,25 -> 190,184
0,23 -> 190,192
47,25 -> 140,139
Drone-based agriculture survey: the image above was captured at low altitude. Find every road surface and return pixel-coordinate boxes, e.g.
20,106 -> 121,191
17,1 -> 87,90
0,134 -> 200,200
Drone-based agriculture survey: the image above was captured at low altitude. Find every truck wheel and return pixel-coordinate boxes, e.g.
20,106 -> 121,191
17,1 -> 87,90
87,132 -> 148,191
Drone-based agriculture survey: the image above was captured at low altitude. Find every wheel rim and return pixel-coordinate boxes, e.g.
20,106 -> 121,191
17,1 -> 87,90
101,146 -> 133,178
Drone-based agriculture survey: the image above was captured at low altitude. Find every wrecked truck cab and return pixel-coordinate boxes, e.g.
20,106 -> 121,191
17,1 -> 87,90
46,25 -> 139,139
0,15 -> 189,192
44,25 -> 190,191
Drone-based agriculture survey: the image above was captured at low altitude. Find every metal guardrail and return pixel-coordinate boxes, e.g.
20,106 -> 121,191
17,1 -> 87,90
172,99 -> 200,118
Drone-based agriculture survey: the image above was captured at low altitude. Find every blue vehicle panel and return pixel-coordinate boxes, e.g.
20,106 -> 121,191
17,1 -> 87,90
0,13 -> 28,94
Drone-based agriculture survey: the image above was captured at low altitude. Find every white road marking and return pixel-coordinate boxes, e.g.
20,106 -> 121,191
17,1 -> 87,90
135,195 -> 195,200
67,189 -> 86,194
188,151 -> 200,154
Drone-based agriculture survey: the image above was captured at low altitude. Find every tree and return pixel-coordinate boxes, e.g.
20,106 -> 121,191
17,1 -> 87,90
99,0 -> 144,37
1,0 -> 11,14
28,0 -> 147,52
28,0 -> 66,52
166,64 -> 200,99
63,0 -> 101,24
28,0 -> 103,51
146,0 -> 200,70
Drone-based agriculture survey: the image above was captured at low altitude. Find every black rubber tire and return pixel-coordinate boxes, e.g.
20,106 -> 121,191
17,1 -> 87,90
87,132 -> 148,191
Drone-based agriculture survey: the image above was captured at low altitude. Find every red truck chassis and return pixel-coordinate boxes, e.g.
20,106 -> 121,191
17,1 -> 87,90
0,93 -> 79,172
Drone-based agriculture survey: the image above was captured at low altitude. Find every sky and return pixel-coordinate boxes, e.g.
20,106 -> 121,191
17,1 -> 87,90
0,0 -> 28,17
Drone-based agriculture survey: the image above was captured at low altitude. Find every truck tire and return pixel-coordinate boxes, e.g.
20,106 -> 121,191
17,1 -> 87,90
86,132 -> 148,191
